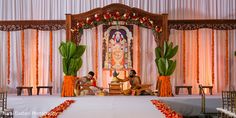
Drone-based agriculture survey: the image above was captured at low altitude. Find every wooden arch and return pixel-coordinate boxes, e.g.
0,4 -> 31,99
66,3 -> 168,47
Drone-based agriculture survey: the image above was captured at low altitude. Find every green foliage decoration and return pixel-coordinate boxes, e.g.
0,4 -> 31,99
59,41 -> 86,76
155,41 -> 178,76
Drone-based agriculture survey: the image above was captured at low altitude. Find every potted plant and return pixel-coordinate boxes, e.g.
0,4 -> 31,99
59,41 -> 86,97
155,41 -> 178,97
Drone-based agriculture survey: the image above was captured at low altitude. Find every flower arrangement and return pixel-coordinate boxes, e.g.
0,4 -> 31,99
151,100 -> 182,118
41,100 -> 75,118
72,11 -> 162,34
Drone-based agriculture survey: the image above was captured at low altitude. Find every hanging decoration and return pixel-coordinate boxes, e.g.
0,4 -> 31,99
225,30 -> 229,86
7,31 -> 10,85
95,27 -> 98,79
36,30 -> 39,86
197,29 -> 199,83
49,31 -> 53,83
21,30 -> 25,85
183,31 -> 186,84
211,30 -> 214,84
137,27 -> 140,75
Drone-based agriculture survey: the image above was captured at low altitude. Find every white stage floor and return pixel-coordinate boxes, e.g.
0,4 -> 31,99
7,94 -> 221,118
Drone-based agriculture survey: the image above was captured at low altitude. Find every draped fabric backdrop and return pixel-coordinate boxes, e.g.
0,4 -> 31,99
0,0 -> 235,94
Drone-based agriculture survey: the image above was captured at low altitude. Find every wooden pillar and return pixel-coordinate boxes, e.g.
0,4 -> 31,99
66,14 -> 72,42
160,14 -> 168,47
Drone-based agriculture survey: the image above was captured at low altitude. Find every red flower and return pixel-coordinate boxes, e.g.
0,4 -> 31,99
77,22 -> 84,28
86,17 -> 93,25
103,12 -> 111,20
155,26 -> 162,33
131,13 -> 139,20
122,13 -> 130,20
113,11 -> 121,20
94,14 -> 100,21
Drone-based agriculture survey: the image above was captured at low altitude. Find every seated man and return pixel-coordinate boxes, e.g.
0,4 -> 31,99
74,71 -> 103,96
117,70 -> 152,96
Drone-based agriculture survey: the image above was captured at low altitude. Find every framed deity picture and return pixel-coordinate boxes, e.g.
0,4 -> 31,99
102,22 -> 133,70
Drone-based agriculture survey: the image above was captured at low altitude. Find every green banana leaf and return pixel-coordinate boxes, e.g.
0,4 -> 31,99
166,46 -> 178,59
68,42 -> 77,59
157,58 -> 166,76
74,58 -> 83,72
62,58 -> 68,75
73,45 -> 86,58
59,42 -> 67,58
167,60 -> 176,76
155,47 -> 162,61
163,41 -> 167,56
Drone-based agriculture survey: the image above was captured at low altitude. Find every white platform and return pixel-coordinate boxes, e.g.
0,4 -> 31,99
7,94 -> 221,118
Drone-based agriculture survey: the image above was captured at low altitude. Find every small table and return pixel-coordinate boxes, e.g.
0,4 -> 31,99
16,86 -> 33,96
109,83 -> 123,95
175,86 -> 192,95
36,86 -> 53,95
199,86 -> 213,95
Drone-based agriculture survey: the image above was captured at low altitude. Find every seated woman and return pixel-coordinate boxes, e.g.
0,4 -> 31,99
116,70 -> 153,96
74,71 -> 103,96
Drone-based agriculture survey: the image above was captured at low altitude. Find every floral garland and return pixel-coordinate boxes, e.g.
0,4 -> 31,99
41,100 -> 75,118
151,100 -> 183,118
72,11 -> 162,34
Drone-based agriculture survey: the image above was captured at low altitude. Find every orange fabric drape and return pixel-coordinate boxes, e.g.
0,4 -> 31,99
183,31 -> 186,84
49,31 -> 53,83
36,30 -> 39,86
21,30 -> 25,86
196,29 -> 199,83
7,31 -> 10,85
225,30 -> 229,86
211,30 -> 215,84
95,27 -> 98,79
158,76 -> 172,97
137,27 -> 140,75
61,76 -> 75,97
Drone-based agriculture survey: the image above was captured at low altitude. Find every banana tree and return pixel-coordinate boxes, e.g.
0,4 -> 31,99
59,41 -> 86,76
155,40 -> 178,97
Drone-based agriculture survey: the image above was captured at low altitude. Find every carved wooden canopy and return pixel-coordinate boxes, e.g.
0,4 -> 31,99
65,3 -> 168,46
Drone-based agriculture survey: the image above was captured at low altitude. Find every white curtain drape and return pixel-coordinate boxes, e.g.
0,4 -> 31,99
0,0 -> 235,94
